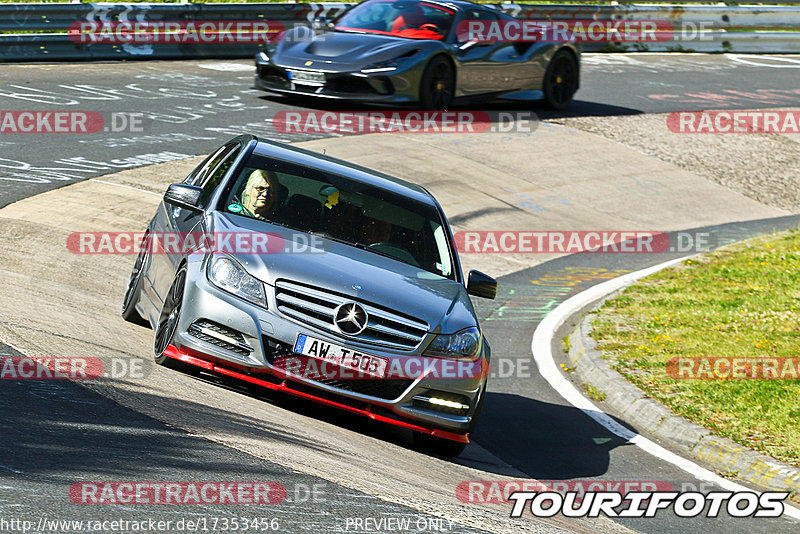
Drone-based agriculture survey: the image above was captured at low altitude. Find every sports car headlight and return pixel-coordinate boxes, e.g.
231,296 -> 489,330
361,61 -> 399,74
207,255 -> 267,308
423,327 -> 481,360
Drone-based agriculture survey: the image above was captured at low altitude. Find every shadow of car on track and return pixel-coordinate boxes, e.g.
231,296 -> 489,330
0,378 -> 329,479
473,391 -> 634,480
258,92 -> 643,121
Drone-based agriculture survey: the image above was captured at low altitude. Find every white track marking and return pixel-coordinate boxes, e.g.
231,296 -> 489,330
197,63 -> 254,72
90,178 -> 160,196
728,55 -> 800,68
531,256 -> 800,521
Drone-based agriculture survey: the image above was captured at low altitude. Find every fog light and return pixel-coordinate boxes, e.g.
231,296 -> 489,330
429,397 -> 469,410
412,394 -> 470,412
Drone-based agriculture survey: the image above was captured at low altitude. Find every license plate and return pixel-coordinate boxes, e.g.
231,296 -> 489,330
288,70 -> 325,85
293,334 -> 388,378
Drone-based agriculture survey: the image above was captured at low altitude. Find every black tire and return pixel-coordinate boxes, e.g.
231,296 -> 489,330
121,233 -> 150,326
543,49 -> 578,110
419,56 -> 455,111
153,265 -> 187,366
413,381 -> 486,458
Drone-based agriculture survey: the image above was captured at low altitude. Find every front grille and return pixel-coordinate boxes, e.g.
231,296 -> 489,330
274,279 -> 429,351
188,320 -> 252,357
262,336 -> 295,364
326,76 -> 388,95
258,65 -> 289,83
312,377 -> 413,401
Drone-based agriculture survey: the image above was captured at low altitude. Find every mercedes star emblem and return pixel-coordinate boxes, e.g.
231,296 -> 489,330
334,302 -> 368,335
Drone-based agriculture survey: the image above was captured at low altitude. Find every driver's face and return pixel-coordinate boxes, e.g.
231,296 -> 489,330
248,178 -> 272,211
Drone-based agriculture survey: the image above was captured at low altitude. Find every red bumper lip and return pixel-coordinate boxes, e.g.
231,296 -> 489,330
163,344 -> 470,444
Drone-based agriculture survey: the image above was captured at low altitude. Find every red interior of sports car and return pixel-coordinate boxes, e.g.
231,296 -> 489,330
390,5 -> 425,32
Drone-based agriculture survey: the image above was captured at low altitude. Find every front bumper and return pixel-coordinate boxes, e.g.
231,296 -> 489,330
172,258 -> 485,437
254,59 -> 419,104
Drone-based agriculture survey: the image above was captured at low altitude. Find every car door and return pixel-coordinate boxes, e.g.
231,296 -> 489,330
146,142 -> 242,306
454,9 -> 525,95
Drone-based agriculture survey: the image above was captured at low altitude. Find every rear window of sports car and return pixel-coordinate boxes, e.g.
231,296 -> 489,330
220,154 -> 456,281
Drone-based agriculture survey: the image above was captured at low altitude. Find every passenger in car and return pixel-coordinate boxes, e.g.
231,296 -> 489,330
241,169 -> 280,219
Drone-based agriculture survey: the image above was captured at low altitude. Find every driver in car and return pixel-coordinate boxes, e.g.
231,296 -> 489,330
390,3 -> 426,32
241,169 -> 280,219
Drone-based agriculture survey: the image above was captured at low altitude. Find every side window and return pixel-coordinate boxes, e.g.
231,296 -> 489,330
183,146 -> 226,186
469,10 -> 498,21
458,10 -> 498,43
199,144 -> 241,206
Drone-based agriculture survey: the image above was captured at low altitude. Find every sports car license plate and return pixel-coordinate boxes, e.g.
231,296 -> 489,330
293,334 -> 388,378
288,70 -> 325,85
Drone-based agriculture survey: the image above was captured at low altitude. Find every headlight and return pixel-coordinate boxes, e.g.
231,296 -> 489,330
423,327 -> 481,359
207,255 -> 267,308
361,61 -> 398,74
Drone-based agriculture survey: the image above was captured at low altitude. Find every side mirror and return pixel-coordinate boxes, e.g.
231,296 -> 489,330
312,16 -> 332,31
164,183 -> 203,212
466,270 -> 497,299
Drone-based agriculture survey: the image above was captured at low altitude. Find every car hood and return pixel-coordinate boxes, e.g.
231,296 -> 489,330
210,212 -> 477,333
274,28 -> 425,70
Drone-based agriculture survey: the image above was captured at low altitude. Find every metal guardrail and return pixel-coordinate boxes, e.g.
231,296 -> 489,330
0,2 -> 799,61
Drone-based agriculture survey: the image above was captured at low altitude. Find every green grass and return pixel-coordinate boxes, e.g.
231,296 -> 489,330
592,229 -> 800,467
583,383 -> 606,402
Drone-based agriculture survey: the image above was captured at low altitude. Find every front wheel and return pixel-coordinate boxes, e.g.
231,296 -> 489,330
419,56 -> 455,111
153,266 -> 187,366
121,233 -> 150,326
542,49 -> 578,110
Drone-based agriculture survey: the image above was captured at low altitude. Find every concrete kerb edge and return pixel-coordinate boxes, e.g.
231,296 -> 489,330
565,291 -> 800,498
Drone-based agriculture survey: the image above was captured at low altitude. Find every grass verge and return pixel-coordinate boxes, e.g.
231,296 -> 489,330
592,229 -> 800,467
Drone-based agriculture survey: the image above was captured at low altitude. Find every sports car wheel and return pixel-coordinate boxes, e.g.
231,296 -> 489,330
543,50 -> 578,110
154,265 -> 187,366
419,56 -> 454,111
121,233 -> 150,325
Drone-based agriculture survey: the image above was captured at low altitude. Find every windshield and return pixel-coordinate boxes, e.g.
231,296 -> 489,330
221,153 -> 455,280
334,0 -> 455,40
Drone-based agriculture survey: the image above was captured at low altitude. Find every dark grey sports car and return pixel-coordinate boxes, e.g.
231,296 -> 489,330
254,0 -> 579,110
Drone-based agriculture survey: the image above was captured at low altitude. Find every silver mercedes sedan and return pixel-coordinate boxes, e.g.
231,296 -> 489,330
122,134 -> 496,456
